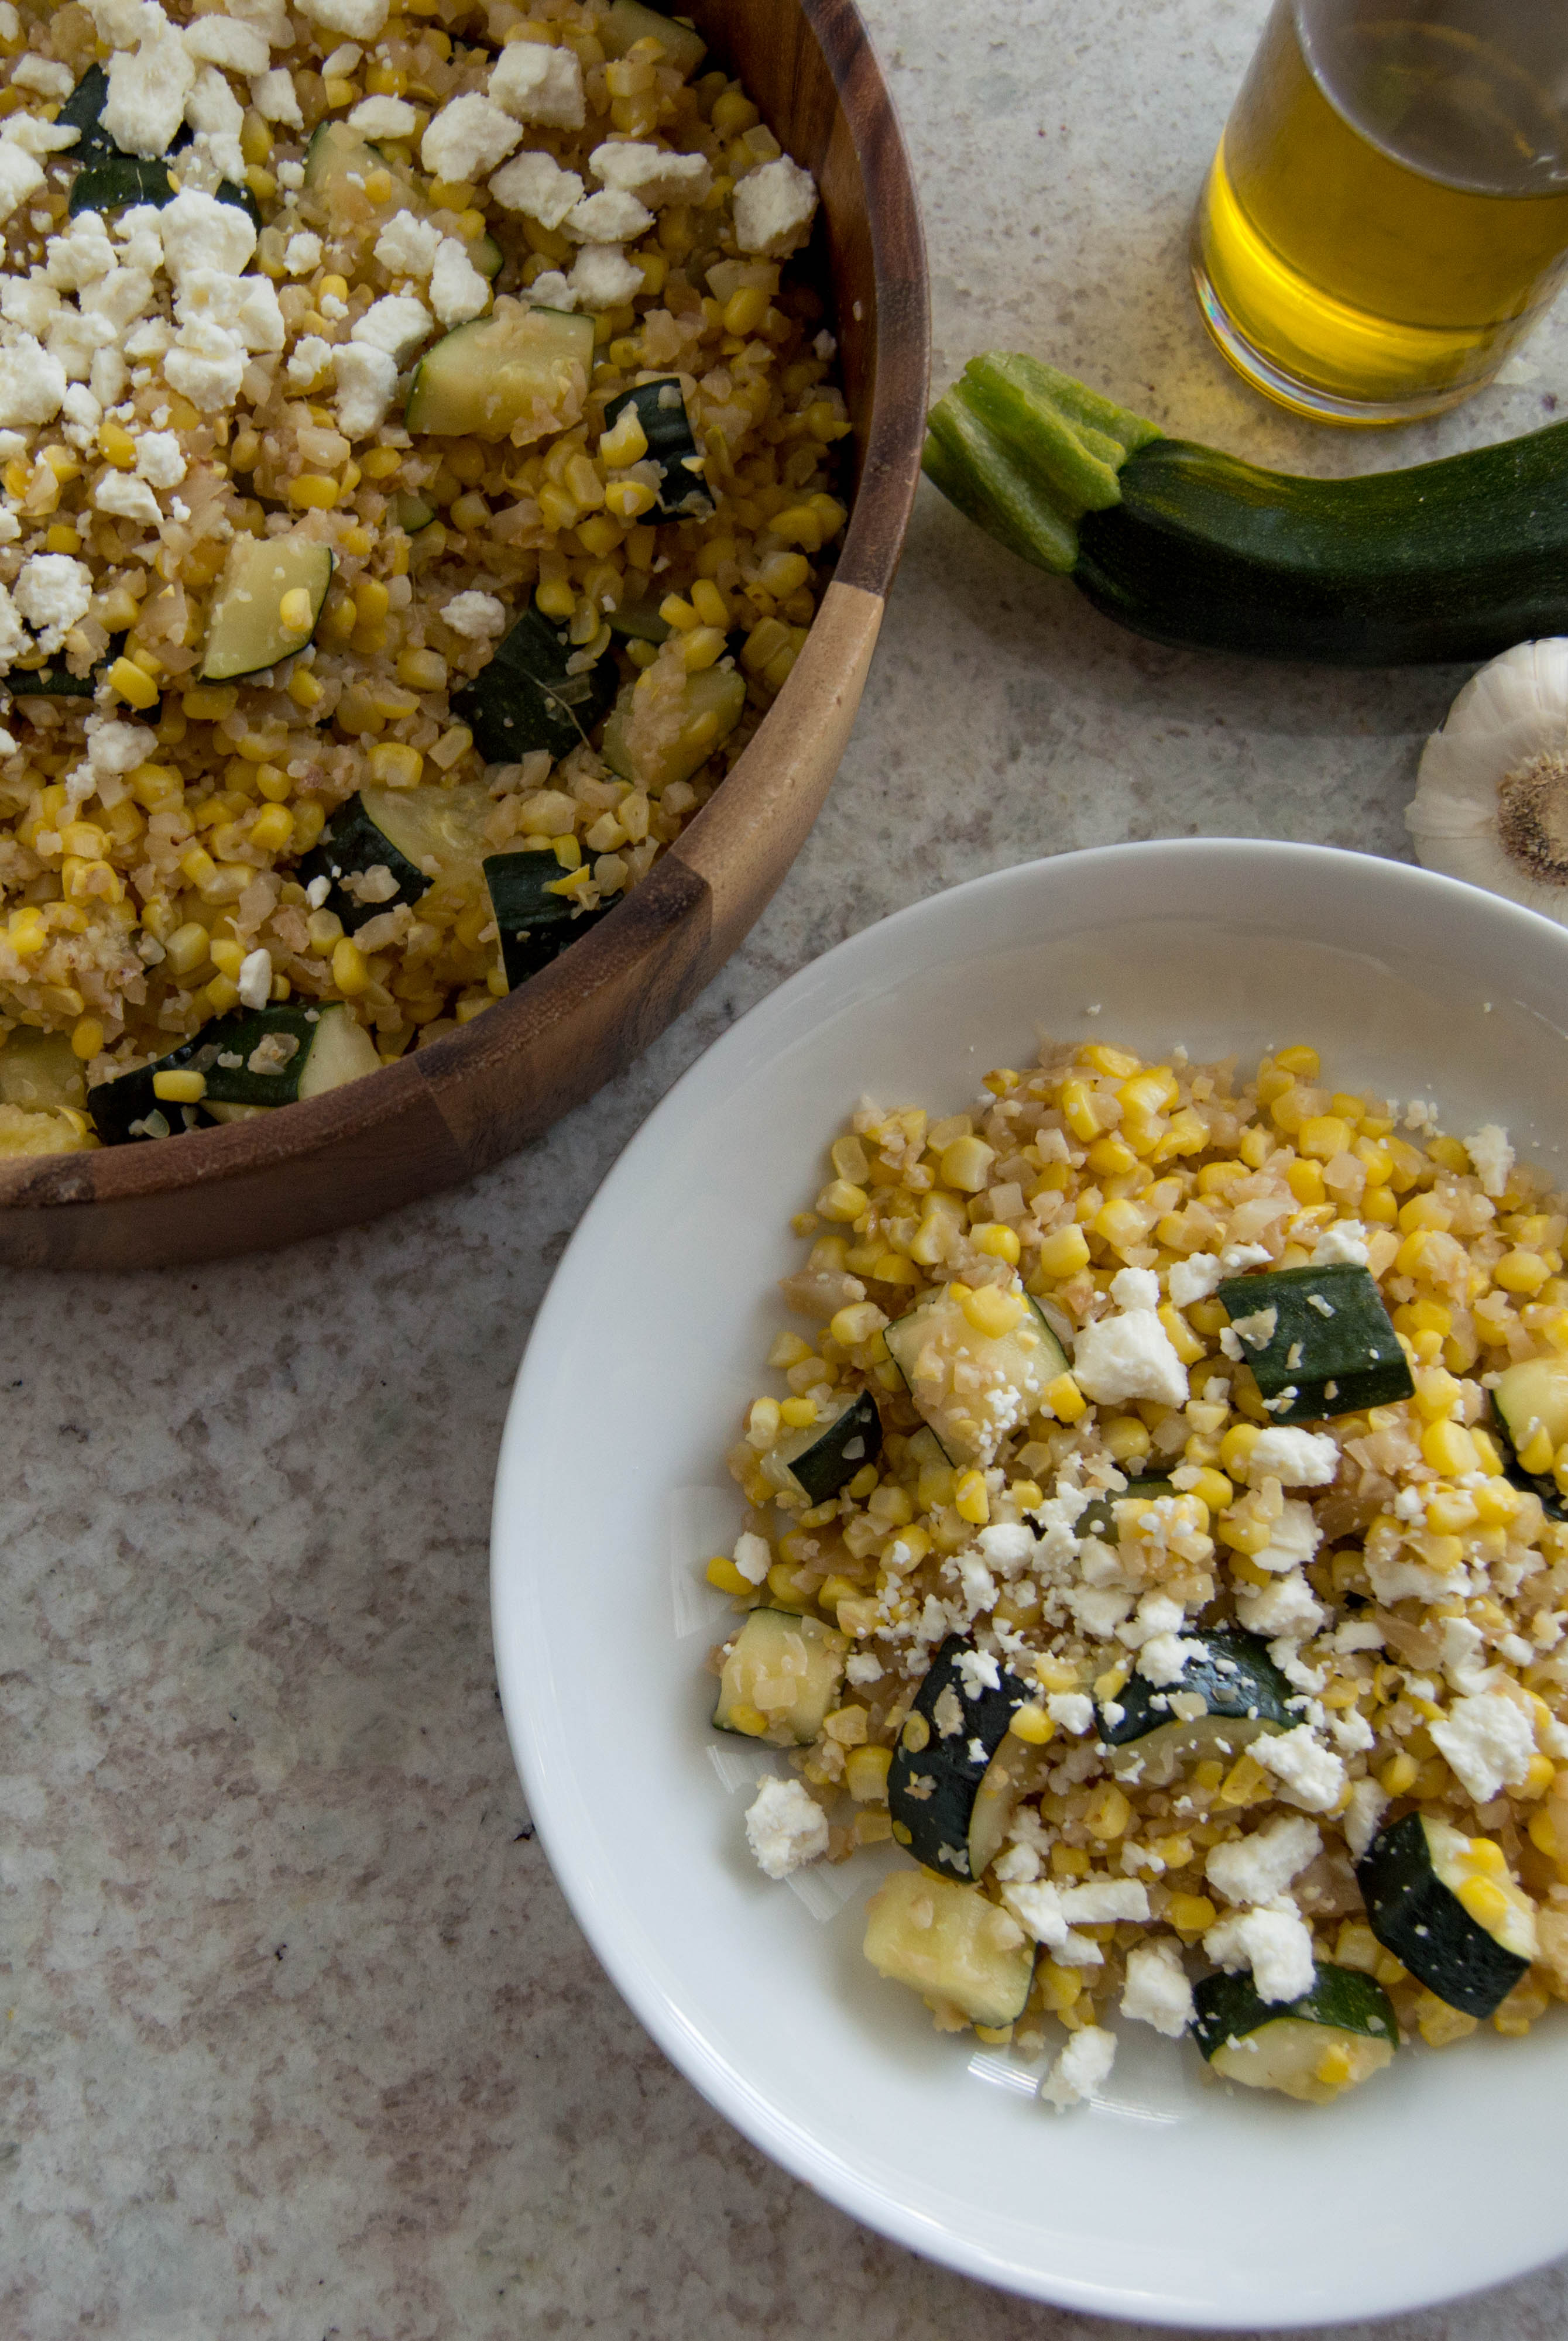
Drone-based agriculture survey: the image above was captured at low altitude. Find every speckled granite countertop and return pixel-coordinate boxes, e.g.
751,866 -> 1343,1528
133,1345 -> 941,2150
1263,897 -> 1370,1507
7,4 -> 1568,2336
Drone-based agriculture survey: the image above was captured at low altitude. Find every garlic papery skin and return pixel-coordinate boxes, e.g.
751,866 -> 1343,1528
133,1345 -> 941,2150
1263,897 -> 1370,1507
1406,638 -> 1568,925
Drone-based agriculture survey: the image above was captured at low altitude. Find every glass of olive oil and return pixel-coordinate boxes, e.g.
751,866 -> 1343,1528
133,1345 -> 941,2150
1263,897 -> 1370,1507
1192,0 -> 1568,422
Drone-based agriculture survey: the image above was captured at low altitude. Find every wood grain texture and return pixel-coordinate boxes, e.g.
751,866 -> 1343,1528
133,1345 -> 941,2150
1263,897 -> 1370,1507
0,0 -> 929,1270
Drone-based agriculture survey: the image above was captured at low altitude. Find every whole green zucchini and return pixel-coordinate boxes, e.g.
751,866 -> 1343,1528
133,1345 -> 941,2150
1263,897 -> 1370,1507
923,353 -> 1568,665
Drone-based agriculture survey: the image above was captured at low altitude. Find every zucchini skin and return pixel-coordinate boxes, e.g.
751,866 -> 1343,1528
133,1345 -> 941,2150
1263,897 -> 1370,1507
1076,425 -> 1568,667
1356,1811 -> 1529,2018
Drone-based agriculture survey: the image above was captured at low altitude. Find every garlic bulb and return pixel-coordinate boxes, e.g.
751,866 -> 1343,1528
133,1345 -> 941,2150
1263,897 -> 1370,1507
1406,639 -> 1568,924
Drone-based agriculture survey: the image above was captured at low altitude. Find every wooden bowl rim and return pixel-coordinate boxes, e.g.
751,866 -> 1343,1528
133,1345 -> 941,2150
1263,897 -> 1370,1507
1,0 -> 929,1221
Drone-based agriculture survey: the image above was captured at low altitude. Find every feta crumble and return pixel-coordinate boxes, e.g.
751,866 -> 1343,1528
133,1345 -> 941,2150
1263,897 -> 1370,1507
1205,1814 -> 1322,1906
1120,1938 -> 1194,2037
1430,1690 -> 1535,1804
1203,1903 -> 1315,2003
744,1775 -> 828,1879
1039,2023 -> 1116,2110
733,154 -> 819,259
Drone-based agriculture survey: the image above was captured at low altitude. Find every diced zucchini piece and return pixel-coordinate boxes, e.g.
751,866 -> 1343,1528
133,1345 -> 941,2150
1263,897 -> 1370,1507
298,783 -> 490,934
600,0 -> 706,77
883,1282 -> 1071,1468
404,305 -> 595,442
1357,1811 -> 1536,2017
602,663 -> 746,795
0,1027 -> 86,1113
452,604 -> 617,764
483,849 -> 612,990
888,1635 -> 1039,1880
473,232 -> 503,278
10,660 -> 95,697
87,1004 -> 378,1143
608,592 -> 671,646
394,491 -> 437,533
767,1388 -> 883,1505
200,533 -> 334,682
1193,1965 -> 1397,2104
603,377 -> 713,521
1098,1628 -> 1293,1786
301,120 -> 424,222
59,66 -> 118,167
1216,1263 -> 1413,1422
1492,1355 -> 1568,1522
863,1868 -> 1035,2030
712,1608 -> 848,1746
70,156 -> 177,215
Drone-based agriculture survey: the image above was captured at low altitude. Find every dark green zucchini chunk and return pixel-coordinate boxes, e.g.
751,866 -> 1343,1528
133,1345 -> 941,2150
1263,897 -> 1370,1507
88,1003 -> 379,1142
888,1635 -> 1039,1880
1193,1964 -> 1397,2103
777,1388 -> 883,1504
883,1282 -> 1071,1467
863,1868 -> 1036,2030
1356,1811 -> 1537,2018
451,604 -> 617,764
1491,1357 -> 1568,1523
603,377 -> 714,521
1074,1474 -> 1178,1542
1216,1263 -> 1413,1422
608,592 -> 671,645
712,1607 -> 846,1745
1098,1628 -> 1292,1786
11,660 -> 95,698
68,156 -> 177,216
483,849 -> 612,990
58,66 -> 118,166
296,794 -> 433,935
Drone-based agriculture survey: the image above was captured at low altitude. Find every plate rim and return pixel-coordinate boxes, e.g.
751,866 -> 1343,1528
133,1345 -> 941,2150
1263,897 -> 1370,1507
492,839 -> 1568,2326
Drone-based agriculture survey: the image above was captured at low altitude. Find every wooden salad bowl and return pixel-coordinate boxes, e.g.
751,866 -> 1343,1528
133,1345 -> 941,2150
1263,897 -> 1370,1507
0,0 -> 928,1271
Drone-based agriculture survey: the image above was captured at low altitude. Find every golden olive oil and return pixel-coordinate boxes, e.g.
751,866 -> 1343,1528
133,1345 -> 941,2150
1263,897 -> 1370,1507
1192,0 -> 1568,420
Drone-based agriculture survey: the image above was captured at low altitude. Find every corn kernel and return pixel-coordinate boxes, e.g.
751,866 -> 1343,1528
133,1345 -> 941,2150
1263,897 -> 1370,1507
1085,1781 -> 1132,1839
331,936 -> 369,996
1422,1417 -> 1480,1476
1035,1224 -> 1090,1279
962,1285 -> 1025,1340
845,1744 -> 892,1802
973,1223 -> 1021,1266
955,1469 -> 990,1526
1041,1371 -> 1086,1423
152,1068 -> 207,1103
70,1015 -> 103,1061
816,1178 -> 867,1223
1497,1250 -> 1552,1295
107,655 -> 159,709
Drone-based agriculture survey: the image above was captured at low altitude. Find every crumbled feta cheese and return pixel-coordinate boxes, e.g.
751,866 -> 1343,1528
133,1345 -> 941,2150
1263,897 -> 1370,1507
104,4 -> 196,160
349,94 -> 418,140
93,470 -> 162,527
567,245 -> 643,311
49,306 -> 116,383
373,209 -> 443,278
1039,2023 -> 1116,2110
564,187 -> 653,243
320,41 -> 362,75
730,1530 -> 770,1585
132,429 -> 186,489
331,341 -> 397,438
0,273 -> 61,336
13,552 -> 92,652
184,18 -> 271,74
1220,1242 -> 1271,1273
1464,1124 -> 1513,1199
420,92 -> 522,184
1203,1903 -> 1315,2003
284,231 -> 324,277
489,39 -> 585,129
234,948 -> 272,1011
526,268 -> 574,311
1430,1690 -> 1535,1803
232,275 -> 284,353
1343,1777 -> 1389,1862
80,265 -> 156,334
1246,1427 -> 1339,1487
1250,1723 -> 1345,1813
1120,1938 -> 1193,2037
114,206 -> 166,276
351,291 -> 433,363
1047,1691 -> 1093,1735
1167,1251 -> 1224,1308
185,63 -> 247,184
164,314 -> 247,411
0,580 -> 27,663
45,214 -> 117,294
733,154 -> 818,258
845,1652 -> 881,1687
1137,1632 -> 1208,1688
953,1646 -> 1000,1699
1056,1879 -> 1149,1925
743,1774 -> 827,1879
251,66 -> 302,127
588,138 -> 712,207
299,0 -> 389,39
286,332 -> 334,389
1310,1220 -> 1368,1266
1205,1814 -> 1321,1906
1109,1266 -> 1159,1312
1072,1303 -> 1188,1409
488,149 -> 584,228
429,235 -> 489,328
159,190 -> 256,284
1252,1497 -> 1321,1575
11,57 -> 74,98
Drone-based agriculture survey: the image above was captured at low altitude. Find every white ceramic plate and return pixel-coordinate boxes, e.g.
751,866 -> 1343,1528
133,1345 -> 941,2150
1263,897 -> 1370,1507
492,840 -> 1568,2328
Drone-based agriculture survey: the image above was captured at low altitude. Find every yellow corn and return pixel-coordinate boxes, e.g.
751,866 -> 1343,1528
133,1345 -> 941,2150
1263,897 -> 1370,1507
1007,1702 -> 1055,1745
1422,1417 -> 1479,1476
973,1223 -> 1021,1265
816,1178 -> 867,1223
845,1745 -> 892,1802
331,936 -> 370,996
1085,1781 -> 1132,1839
705,1554 -> 752,1596
107,656 -> 159,709
1035,1224 -> 1090,1278
954,1469 -> 990,1525
279,586 -> 315,633
152,1068 -> 207,1103
600,408 -> 649,467
70,1016 -> 104,1061
1042,1371 -> 1086,1423
961,1285 -> 1025,1340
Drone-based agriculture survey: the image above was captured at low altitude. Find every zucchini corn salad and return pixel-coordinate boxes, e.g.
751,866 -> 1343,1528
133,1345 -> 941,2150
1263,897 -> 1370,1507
708,1039 -> 1568,2110
0,0 -> 848,1151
